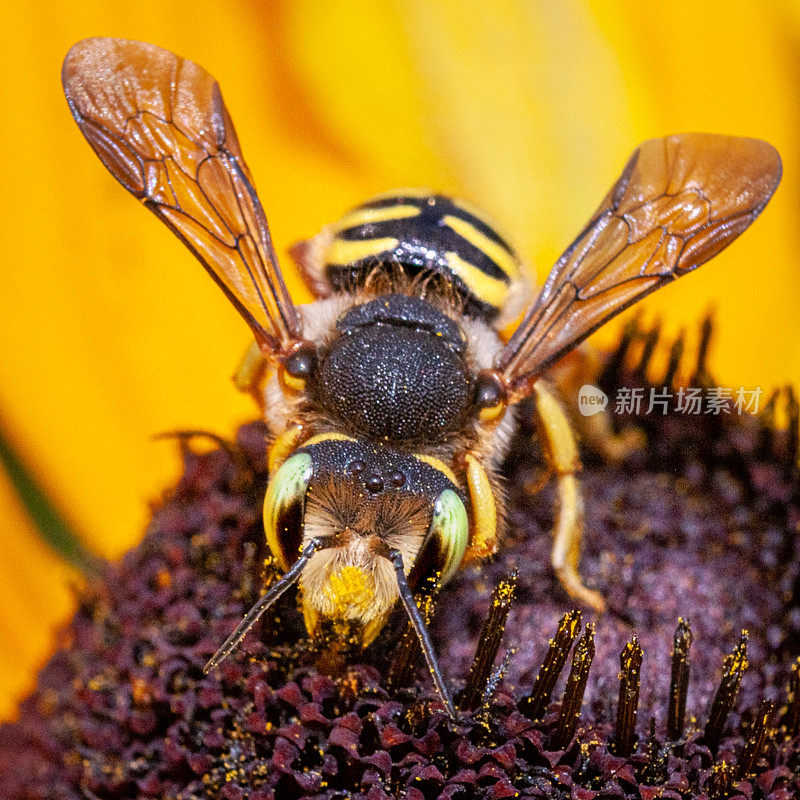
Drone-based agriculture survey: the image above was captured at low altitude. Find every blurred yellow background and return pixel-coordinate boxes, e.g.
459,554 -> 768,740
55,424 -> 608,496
0,0 -> 798,718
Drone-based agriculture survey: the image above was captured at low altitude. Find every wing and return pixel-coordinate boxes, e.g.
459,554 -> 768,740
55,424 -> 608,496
62,37 -> 303,358
495,134 -> 782,401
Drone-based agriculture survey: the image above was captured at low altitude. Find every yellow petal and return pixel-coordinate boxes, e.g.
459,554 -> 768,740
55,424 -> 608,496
288,0 -> 800,389
0,470 -> 75,720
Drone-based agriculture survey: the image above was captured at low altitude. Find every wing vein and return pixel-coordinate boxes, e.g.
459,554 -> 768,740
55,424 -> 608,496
495,134 -> 781,400
62,37 -> 304,359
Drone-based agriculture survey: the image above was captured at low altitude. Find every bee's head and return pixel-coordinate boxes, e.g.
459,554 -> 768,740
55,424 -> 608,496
264,435 -> 469,643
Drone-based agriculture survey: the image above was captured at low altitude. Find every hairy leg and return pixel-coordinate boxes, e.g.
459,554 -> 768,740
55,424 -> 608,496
532,381 -> 606,612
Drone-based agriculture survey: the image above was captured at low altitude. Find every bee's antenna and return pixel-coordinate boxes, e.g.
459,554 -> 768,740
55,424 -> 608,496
385,547 -> 458,721
204,537 -> 330,674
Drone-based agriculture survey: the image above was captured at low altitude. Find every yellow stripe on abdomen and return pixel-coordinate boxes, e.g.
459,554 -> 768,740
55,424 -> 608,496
444,251 -> 509,310
333,204 -> 421,231
325,237 -> 399,266
443,214 -> 519,280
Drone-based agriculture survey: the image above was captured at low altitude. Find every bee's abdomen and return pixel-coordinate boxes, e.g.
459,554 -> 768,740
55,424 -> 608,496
322,190 -> 521,320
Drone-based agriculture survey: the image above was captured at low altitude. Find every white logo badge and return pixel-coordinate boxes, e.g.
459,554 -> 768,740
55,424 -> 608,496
577,384 -> 608,417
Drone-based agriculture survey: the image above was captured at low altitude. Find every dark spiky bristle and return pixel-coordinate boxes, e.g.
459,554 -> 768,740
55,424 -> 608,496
1,318 -> 799,799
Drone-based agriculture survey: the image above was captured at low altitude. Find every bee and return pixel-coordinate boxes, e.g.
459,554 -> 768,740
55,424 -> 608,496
63,37 -> 781,720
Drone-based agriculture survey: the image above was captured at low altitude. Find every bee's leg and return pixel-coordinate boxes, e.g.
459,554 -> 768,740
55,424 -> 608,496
548,345 -> 644,463
461,453 -> 499,565
532,381 -> 607,612
573,402 -> 645,464
267,424 -> 306,476
233,340 -> 268,411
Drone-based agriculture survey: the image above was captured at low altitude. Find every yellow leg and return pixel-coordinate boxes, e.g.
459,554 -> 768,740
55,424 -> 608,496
267,424 -> 306,477
462,452 -> 499,565
547,345 -> 644,463
575,408 -> 645,464
233,341 -> 268,411
533,381 -> 606,612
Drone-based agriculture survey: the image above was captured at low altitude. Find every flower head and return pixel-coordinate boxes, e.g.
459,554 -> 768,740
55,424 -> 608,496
1,321 -> 798,799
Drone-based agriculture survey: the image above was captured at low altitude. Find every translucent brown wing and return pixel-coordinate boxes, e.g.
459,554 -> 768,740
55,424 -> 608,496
496,134 -> 781,401
62,37 -> 302,358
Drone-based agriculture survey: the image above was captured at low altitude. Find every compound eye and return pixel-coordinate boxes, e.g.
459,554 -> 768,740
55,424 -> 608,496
279,342 -> 318,394
428,489 -> 469,585
263,452 -> 313,570
474,370 -> 507,422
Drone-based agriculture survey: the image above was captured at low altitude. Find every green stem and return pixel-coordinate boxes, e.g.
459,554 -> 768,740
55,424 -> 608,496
0,420 -> 99,575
